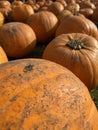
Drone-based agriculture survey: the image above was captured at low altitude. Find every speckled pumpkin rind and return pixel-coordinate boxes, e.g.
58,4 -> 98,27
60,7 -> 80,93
0,58 -> 98,130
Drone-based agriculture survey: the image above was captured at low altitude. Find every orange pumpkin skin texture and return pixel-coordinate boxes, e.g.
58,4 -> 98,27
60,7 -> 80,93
57,9 -> 73,23
0,12 -> 4,26
27,11 -> 58,44
55,15 -> 98,40
43,33 -> 98,90
0,22 -> 36,58
0,58 -> 98,130
0,46 -> 8,64
79,8 -> 94,19
91,7 -> 98,23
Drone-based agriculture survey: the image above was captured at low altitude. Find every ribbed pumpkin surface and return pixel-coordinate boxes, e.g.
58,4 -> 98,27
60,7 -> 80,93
0,22 -> 36,58
43,33 -> 98,91
0,58 -> 98,130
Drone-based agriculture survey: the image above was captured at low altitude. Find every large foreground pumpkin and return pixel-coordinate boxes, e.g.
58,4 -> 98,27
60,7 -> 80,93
0,58 -> 98,130
43,33 -> 98,90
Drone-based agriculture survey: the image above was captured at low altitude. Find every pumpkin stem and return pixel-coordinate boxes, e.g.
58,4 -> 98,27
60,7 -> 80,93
66,39 -> 84,50
23,64 -> 33,72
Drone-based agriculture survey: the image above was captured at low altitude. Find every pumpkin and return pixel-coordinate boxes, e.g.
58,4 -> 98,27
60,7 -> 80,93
43,33 -> 98,91
79,8 -> 94,19
0,11 -> 4,26
57,9 -> 72,23
0,58 -> 98,130
37,0 -> 46,7
55,14 -> 98,40
47,1 -> 64,16
11,0 -> 23,9
56,0 -> 67,8
79,1 -> 96,10
0,22 -> 36,58
65,0 -> 75,4
0,0 -> 11,8
91,7 -> 98,23
10,4 -> 34,23
0,46 -> 8,64
44,0 -> 53,7
27,11 -> 58,44
0,0 -> 11,18
65,1 -> 80,14
25,0 -> 35,5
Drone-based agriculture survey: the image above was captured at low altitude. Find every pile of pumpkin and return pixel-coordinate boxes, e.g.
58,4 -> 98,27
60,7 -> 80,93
0,0 -> 98,129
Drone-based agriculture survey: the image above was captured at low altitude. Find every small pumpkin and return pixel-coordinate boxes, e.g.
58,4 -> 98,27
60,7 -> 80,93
47,1 -> 64,16
56,0 -> 67,8
91,7 -> 98,23
0,58 -> 98,130
57,9 -> 72,23
79,1 -> 96,10
43,33 -> 98,90
0,0 -> 11,18
0,22 -> 36,58
11,0 -> 23,9
79,8 -> 94,19
65,1 -> 80,14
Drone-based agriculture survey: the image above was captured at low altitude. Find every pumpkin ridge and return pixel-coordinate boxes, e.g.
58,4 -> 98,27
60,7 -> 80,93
79,49 -> 96,90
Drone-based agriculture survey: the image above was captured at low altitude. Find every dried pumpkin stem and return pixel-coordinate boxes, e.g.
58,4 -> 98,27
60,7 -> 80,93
66,39 -> 84,50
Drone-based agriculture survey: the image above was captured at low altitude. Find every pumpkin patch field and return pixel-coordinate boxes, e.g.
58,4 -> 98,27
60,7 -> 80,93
0,0 -> 98,129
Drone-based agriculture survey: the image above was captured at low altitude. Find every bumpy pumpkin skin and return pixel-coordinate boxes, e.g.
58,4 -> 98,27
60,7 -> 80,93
43,33 -> 98,90
0,58 -> 98,130
0,22 -> 36,58
55,15 -> 98,40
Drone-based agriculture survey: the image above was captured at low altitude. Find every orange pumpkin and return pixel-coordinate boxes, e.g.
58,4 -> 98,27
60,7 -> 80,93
65,1 -> 80,14
56,0 -> 67,8
55,14 -> 98,40
11,0 -> 23,9
0,22 -> 36,58
79,8 -> 94,19
27,11 -> 58,44
79,1 -> 96,10
0,58 -> 98,130
0,11 -> 4,26
91,7 -> 98,23
43,33 -> 98,90
0,0 -> 11,18
0,46 -> 8,64
57,9 -> 72,23
10,4 -> 34,23
47,1 -> 64,16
